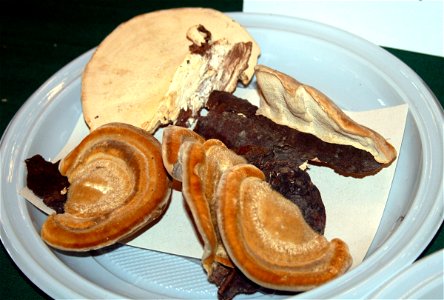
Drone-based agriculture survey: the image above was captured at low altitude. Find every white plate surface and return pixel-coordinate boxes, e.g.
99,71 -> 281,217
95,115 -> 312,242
370,249 -> 444,299
1,12 -> 443,299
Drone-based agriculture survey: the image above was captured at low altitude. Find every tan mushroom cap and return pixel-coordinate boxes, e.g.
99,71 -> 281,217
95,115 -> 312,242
202,139 -> 247,203
255,65 -> 397,165
166,127 -> 246,273
182,140 -> 240,272
162,125 -> 205,180
199,140 -> 247,269
82,8 -> 260,132
217,164 -> 353,291
41,123 -> 171,251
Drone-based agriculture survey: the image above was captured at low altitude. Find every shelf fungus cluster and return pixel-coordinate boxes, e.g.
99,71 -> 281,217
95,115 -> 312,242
40,123 -> 171,251
162,125 -> 353,291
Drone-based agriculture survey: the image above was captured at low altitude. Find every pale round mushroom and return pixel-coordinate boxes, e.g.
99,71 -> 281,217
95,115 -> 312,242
82,8 -> 260,133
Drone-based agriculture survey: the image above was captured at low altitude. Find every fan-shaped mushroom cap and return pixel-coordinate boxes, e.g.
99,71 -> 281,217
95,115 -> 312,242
202,139 -> 247,202
161,126 -> 352,288
177,140 -> 218,272
174,136 -> 246,273
82,8 -> 260,132
41,123 -> 171,251
162,125 -> 205,180
255,65 -> 396,165
216,163 -> 352,291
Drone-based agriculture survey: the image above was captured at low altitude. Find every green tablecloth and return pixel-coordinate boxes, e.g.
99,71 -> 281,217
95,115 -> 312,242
1,1 -> 443,299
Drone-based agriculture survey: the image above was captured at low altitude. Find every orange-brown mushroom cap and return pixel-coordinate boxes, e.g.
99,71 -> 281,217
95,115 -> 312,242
175,137 -> 246,273
179,140 -> 219,273
162,125 -> 249,274
216,164 -> 352,291
41,123 -> 171,251
162,125 -> 205,180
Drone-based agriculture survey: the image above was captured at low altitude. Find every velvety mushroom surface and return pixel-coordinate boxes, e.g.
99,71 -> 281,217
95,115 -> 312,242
41,123 -> 171,251
217,164 -> 353,291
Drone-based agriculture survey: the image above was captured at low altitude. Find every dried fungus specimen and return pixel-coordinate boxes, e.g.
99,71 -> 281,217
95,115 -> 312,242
82,8 -> 260,132
217,163 -> 352,291
25,155 -> 69,214
163,126 -> 245,273
255,65 -> 396,166
161,126 -> 352,294
41,123 -> 171,251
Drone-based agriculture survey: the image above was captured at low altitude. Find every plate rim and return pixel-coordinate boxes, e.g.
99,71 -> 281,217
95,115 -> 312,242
1,11 -> 443,299
369,249 -> 444,298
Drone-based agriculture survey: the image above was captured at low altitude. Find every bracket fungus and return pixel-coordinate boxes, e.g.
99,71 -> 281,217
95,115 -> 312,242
162,125 -> 352,291
162,126 -> 246,273
41,123 -> 171,251
217,164 -> 352,291
81,8 -> 260,133
161,125 -> 205,180
255,65 -> 397,166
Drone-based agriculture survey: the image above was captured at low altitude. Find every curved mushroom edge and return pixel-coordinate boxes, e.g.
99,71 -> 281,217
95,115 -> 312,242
41,122 -> 171,251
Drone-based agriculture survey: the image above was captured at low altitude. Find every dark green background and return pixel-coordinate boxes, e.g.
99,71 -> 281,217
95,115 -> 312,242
1,1 -> 443,299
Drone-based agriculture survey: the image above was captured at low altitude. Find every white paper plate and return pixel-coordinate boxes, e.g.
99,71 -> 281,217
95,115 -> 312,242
370,249 -> 444,299
1,12 -> 443,299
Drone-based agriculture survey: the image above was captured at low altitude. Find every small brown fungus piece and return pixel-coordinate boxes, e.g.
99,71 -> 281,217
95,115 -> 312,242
25,154 -> 69,214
